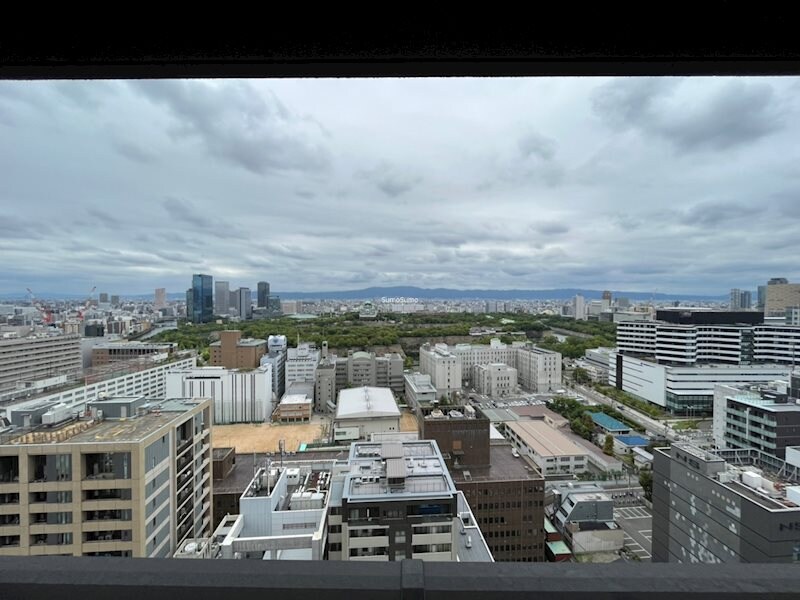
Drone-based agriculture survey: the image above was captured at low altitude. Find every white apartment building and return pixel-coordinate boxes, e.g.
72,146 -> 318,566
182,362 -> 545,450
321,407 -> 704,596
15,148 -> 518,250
285,343 -> 320,390
165,365 -> 274,424
0,333 -> 82,393
472,363 -> 517,397
419,343 -> 462,398
0,357 -> 197,421
573,295 -> 587,321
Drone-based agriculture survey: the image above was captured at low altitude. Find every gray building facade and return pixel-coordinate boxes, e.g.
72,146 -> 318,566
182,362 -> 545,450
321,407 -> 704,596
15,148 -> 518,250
652,443 -> 800,563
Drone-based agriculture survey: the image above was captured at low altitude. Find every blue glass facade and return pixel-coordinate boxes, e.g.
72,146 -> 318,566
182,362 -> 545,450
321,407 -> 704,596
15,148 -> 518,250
191,274 -> 213,323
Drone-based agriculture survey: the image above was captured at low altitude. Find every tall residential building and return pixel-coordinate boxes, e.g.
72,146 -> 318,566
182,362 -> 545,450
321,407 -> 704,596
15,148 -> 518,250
652,443 -> 800,563
0,396 -> 212,558
257,282 -> 270,308
110,295 -> 120,306
99,293 -> 109,304
260,350 -> 287,401
235,288 -> 252,321
765,280 -> 800,318
601,290 -> 612,313
209,331 -> 266,370
572,295 -> 587,321
0,334 -> 82,394
214,281 -> 230,316
154,288 -> 166,310
191,274 -> 213,324
758,285 -> 767,311
731,289 -> 753,311
166,365 -> 274,424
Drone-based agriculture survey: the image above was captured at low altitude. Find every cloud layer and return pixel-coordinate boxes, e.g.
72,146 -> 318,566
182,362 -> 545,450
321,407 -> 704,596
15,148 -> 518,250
0,77 -> 798,296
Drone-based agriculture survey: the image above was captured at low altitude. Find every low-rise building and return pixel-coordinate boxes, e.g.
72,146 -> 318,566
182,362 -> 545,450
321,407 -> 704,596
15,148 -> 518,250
588,412 -> 632,435
504,420 -> 589,476
548,482 -> 624,555
333,387 -> 401,442
403,372 -> 437,413
165,365 -> 273,425
272,394 -> 313,423
0,333 -> 82,394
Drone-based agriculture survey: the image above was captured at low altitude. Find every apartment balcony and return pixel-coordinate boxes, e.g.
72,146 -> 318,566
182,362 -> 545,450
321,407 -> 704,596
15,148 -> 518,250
348,535 -> 389,549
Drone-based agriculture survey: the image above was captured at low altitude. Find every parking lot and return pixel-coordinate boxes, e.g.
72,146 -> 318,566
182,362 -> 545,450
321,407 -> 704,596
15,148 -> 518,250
614,505 -> 652,561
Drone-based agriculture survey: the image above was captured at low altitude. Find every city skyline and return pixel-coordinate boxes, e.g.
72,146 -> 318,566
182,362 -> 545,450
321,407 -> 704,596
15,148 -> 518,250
2,77 -> 799,294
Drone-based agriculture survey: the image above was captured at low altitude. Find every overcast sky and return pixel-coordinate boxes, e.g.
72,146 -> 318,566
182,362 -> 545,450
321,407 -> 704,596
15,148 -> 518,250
1,77 -> 798,296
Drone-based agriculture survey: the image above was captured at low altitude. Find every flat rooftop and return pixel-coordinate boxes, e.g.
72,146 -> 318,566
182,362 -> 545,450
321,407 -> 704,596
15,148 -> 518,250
729,394 -> 800,413
506,420 -> 588,458
4,398 -> 204,445
451,444 -> 543,483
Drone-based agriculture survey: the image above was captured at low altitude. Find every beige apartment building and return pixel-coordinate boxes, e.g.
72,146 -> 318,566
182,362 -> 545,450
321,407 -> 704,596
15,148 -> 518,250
209,331 -> 266,369
0,334 -> 82,393
0,396 -> 212,558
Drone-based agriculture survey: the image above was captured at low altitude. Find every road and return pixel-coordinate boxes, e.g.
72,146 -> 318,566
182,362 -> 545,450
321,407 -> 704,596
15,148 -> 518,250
573,384 -> 680,442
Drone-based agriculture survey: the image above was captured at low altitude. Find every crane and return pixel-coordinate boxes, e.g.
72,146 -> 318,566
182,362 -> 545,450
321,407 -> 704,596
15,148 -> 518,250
25,287 -> 53,325
77,286 -> 97,321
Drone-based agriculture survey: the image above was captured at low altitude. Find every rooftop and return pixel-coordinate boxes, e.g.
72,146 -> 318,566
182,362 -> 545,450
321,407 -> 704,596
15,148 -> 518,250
615,435 -> 649,446
728,394 -> 800,413
450,443 -> 543,483
506,421 -> 588,458
588,412 -> 630,432
3,398 -> 205,445
336,386 -> 400,420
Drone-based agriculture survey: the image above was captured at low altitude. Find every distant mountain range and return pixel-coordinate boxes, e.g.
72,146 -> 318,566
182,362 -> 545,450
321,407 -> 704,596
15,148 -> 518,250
0,286 -> 728,302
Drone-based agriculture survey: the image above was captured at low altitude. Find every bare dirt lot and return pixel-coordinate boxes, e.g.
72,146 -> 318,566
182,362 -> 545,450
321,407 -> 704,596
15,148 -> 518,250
213,419 -> 326,453
400,410 -> 418,432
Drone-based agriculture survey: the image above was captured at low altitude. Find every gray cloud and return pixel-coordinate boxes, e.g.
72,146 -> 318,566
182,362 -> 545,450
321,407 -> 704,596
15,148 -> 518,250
518,131 -> 557,161
678,202 -> 760,227
359,163 -> 422,198
130,80 -> 330,176
593,78 -> 782,152
530,221 -> 569,235
112,138 -> 156,164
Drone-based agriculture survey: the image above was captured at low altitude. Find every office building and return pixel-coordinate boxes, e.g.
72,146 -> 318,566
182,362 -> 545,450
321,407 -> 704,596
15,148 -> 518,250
110,295 -> 120,307
609,351 -> 791,414
285,343 -> 320,391
332,387 -> 401,442
257,282 -> 270,308
419,343 -> 462,398
713,376 -> 800,459
765,280 -> 800,318
91,342 -> 176,367
334,440 -> 492,562
0,396 -> 212,558
758,285 -> 767,311
344,351 -> 404,394
166,365 -> 273,424
0,333 -> 82,394
420,408 -> 546,562
214,281 -> 230,316
601,291 -> 612,313
573,295 -> 587,321
233,288 -> 252,321
185,289 -> 193,319
315,358 -> 337,413
98,293 -> 109,304
404,372 -> 438,412
154,288 -> 166,310
191,275 -> 213,324
209,331 -> 266,370
472,363 -> 517,397
652,443 -> 800,563
504,420 -> 589,475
